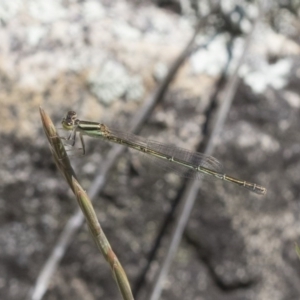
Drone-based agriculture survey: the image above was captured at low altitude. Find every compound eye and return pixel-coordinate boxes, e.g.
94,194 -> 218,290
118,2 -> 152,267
68,111 -> 77,120
62,112 -> 77,130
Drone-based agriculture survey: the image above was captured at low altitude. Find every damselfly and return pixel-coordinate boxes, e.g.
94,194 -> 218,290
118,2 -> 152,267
61,111 -> 267,195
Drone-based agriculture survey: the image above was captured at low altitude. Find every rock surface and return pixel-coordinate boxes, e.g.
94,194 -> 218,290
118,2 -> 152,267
1,1 -> 300,300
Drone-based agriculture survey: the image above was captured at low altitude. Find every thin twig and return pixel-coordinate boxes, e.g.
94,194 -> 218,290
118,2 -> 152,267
148,17 -> 260,300
38,108 -> 134,299
30,21 -> 204,300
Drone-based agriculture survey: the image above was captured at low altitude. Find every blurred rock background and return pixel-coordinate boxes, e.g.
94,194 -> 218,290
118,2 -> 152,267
1,0 -> 300,299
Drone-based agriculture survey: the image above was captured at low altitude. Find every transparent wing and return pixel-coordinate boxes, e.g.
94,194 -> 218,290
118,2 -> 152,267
109,128 -> 224,180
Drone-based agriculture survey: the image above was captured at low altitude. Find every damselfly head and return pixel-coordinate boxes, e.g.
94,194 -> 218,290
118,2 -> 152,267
62,111 -> 78,130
